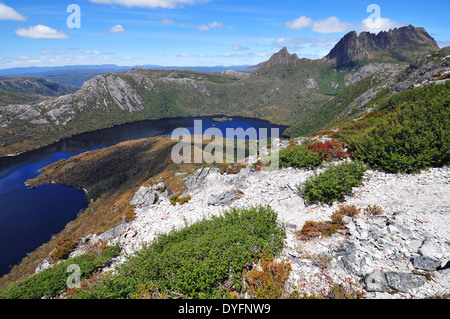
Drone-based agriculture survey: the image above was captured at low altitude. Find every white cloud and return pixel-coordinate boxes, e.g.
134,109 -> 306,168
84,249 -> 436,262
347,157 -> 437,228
197,21 -> 223,31
160,18 -> 175,24
15,25 -> 69,39
273,37 -> 338,51
360,17 -> 406,34
89,0 -> 209,9
84,50 -> 102,54
312,16 -> 357,34
232,44 -> 250,51
176,53 -> 205,57
176,51 -> 271,59
4,54 -> 133,67
283,16 -> 313,30
107,24 -> 126,34
0,3 -> 26,21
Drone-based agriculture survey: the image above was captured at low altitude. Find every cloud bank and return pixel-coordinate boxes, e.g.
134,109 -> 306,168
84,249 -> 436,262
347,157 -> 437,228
15,25 -> 69,39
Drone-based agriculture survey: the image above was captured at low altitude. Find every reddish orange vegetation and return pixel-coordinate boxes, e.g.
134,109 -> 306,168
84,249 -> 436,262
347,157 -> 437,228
297,205 -> 361,240
306,139 -> 349,161
49,236 -> 77,263
244,257 -> 292,299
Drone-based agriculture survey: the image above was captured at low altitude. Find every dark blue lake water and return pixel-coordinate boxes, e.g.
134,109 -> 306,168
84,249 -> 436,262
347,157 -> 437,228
0,116 -> 286,276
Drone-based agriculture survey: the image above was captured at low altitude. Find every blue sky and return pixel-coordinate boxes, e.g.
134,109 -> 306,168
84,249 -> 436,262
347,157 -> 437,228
0,0 -> 449,69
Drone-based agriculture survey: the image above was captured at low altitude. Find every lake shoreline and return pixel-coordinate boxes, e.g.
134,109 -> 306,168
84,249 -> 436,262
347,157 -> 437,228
0,116 -> 287,279
0,114 -> 289,160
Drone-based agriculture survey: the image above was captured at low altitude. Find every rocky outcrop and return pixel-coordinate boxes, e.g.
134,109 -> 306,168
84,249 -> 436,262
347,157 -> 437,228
389,46 -> 450,94
339,46 -> 449,118
221,70 -> 251,79
326,25 -> 439,67
258,47 -> 299,70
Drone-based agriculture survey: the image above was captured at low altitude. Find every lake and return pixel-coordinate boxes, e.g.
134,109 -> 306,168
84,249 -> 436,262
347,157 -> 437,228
0,116 -> 286,276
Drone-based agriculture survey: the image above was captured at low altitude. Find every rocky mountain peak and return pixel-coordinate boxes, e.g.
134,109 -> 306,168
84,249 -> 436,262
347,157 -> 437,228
259,47 -> 299,69
326,25 -> 439,67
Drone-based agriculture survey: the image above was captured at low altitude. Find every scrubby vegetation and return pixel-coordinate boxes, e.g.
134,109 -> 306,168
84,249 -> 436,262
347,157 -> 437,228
348,82 -> 449,173
68,205 -> 285,299
243,256 -> 292,299
298,161 -> 367,205
0,244 -> 120,299
297,204 -> 382,240
297,205 -> 361,240
306,139 -> 349,161
50,237 -> 78,263
278,144 -> 323,169
169,194 -> 191,206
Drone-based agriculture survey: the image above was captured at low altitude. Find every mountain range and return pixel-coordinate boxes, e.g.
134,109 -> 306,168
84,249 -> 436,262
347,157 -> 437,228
0,65 -> 252,88
0,25 -> 447,157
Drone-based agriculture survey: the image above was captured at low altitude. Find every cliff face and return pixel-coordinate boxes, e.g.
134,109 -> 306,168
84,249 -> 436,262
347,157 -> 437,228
326,25 -> 439,67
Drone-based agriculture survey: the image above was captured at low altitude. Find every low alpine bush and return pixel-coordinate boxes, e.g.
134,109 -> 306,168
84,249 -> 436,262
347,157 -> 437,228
349,82 -> 449,173
299,161 -> 367,204
279,144 -> 323,169
72,205 -> 285,299
0,244 -> 120,299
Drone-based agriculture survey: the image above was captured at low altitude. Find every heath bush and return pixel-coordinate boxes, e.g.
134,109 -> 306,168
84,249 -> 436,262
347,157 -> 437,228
299,161 -> 367,205
279,144 -> 323,169
72,205 -> 285,299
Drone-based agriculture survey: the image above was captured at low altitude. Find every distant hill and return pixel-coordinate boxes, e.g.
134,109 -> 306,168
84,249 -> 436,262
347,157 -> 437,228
0,77 -> 78,107
0,65 -> 252,88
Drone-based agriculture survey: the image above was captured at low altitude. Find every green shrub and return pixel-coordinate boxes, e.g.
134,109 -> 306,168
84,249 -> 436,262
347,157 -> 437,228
349,82 -> 450,173
0,244 -> 120,299
279,144 -> 323,169
299,161 -> 367,204
73,205 -> 285,299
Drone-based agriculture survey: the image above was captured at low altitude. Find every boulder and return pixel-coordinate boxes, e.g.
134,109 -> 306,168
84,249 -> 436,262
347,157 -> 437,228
130,186 -> 159,207
365,271 -> 427,292
365,272 -> 389,292
419,239 -> 444,260
207,189 -> 243,206
384,272 -> 427,293
411,256 -> 441,271
182,167 -> 219,196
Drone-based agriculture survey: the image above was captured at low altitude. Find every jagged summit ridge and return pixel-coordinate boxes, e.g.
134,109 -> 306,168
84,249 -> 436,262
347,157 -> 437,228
259,47 -> 299,69
326,25 -> 439,67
